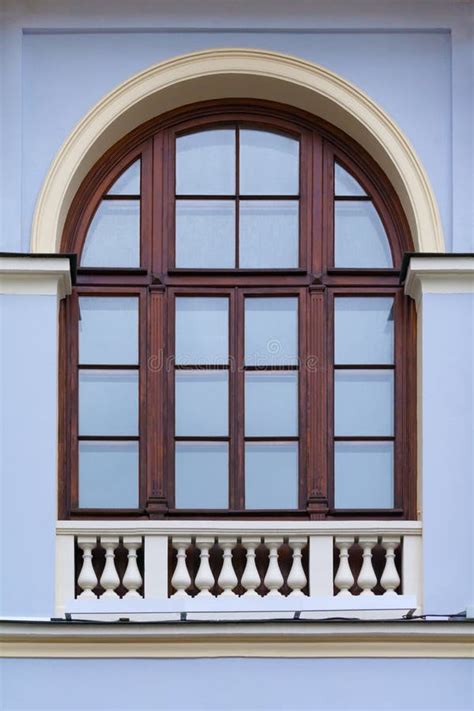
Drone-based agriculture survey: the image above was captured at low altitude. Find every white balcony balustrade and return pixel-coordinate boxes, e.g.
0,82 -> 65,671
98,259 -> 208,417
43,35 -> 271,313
56,521 -> 422,619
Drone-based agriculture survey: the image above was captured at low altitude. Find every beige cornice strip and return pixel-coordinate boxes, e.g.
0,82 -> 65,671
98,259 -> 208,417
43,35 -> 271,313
1,621 -> 472,658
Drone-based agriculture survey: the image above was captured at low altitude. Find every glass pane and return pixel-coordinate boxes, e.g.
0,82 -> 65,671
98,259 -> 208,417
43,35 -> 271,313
79,370 -> 138,436
79,441 -> 138,508
335,297 -> 394,365
175,297 -> 228,365
245,297 -> 298,366
335,370 -> 394,436
239,201 -> 298,268
176,129 -> 235,195
107,160 -> 140,196
81,200 -> 140,267
335,164 -> 367,196
79,297 -> 138,365
335,201 -> 392,268
175,442 -> 228,508
175,200 -> 235,268
240,130 -> 299,195
245,372 -> 298,436
245,443 -> 298,509
335,442 -> 394,509
175,371 -> 228,436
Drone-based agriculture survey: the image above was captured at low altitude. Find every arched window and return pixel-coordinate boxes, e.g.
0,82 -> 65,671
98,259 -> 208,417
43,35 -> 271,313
60,100 -> 415,520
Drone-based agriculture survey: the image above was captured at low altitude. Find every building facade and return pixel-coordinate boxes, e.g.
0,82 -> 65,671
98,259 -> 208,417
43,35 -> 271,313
1,1 -> 473,709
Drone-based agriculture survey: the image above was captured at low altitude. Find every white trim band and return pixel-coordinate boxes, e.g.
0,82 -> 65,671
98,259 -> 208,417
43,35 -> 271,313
0,256 -> 72,298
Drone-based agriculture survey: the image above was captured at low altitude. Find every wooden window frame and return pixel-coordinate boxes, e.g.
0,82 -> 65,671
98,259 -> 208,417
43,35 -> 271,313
59,99 -> 416,521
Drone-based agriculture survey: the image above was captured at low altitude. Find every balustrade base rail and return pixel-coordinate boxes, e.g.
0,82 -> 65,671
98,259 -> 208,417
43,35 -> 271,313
56,521 -> 423,619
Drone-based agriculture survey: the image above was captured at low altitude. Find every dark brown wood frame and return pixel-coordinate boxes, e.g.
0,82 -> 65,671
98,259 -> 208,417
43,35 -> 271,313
59,99 -> 416,520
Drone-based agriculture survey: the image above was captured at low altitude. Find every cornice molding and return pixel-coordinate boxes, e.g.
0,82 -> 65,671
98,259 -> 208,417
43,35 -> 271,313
404,255 -> 474,309
30,48 -> 445,255
0,255 -> 74,298
1,620 -> 472,659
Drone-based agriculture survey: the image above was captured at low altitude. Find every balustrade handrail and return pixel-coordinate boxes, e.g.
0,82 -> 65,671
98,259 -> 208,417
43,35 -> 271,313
57,520 -> 422,537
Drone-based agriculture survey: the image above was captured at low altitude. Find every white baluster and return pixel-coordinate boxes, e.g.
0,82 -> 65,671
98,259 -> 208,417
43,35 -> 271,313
357,536 -> 378,595
381,536 -> 401,595
334,536 -> 355,596
263,537 -> 284,597
77,536 -> 98,599
241,537 -> 262,596
287,536 -> 308,596
123,536 -> 143,598
99,536 -> 120,598
171,536 -> 191,597
217,537 -> 238,596
195,536 -> 215,597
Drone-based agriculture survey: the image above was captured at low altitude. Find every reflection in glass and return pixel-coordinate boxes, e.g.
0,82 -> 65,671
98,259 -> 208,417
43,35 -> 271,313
240,130 -> 299,195
175,200 -> 235,268
176,129 -> 235,195
335,370 -> 394,436
239,201 -> 299,268
79,441 -> 138,508
245,297 -> 298,366
79,297 -> 138,365
335,164 -> 367,197
107,160 -> 140,196
175,297 -> 228,365
79,370 -> 138,436
175,442 -> 228,508
335,201 -> 392,268
335,297 -> 394,365
245,372 -> 298,437
335,442 -> 393,509
81,200 -> 140,267
175,371 -> 228,436
245,443 -> 298,509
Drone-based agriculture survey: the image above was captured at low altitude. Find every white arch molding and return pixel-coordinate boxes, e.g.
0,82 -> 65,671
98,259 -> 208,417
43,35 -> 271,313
30,48 -> 445,254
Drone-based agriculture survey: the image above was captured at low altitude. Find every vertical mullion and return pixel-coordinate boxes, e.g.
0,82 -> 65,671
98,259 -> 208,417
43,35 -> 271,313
233,288 -> 245,509
70,292 -> 80,512
140,139 -> 153,272
235,126 -> 240,269
146,289 -> 168,517
393,289 -> 403,511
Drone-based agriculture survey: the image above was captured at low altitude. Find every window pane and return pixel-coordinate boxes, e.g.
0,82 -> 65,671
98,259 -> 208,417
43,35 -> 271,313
245,297 -> 298,366
175,297 -> 228,365
240,130 -> 299,195
335,370 -> 394,436
335,164 -> 367,197
175,442 -> 228,508
175,371 -> 228,436
176,129 -> 235,195
335,442 -> 393,509
107,160 -> 140,196
175,200 -> 235,268
79,441 -> 138,508
79,371 -> 138,436
245,372 -> 298,436
335,201 -> 392,268
81,200 -> 140,267
239,201 -> 299,268
79,297 -> 138,365
245,443 -> 298,509
335,297 -> 394,365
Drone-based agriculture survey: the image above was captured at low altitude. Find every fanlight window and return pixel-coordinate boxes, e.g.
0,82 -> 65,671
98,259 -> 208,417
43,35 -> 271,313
63,101 -> 415,520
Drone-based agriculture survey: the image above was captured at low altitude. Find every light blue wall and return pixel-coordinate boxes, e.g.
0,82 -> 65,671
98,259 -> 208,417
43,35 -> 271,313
19,30 -> 452,252
421,292 -> 474,615
1,657 -> 473,710
1,1 -> 473,253
0,294 -> 58,617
